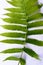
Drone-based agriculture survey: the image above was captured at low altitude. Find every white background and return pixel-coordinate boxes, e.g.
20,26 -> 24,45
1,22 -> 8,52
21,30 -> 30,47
0,0 -> 43,65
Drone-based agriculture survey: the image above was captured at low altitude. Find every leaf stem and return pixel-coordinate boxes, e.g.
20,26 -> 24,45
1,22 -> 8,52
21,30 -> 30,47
18,0 -> 28,65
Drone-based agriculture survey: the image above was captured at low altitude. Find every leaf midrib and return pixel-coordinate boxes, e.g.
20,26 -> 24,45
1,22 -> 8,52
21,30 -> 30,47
17,0 -> 28,65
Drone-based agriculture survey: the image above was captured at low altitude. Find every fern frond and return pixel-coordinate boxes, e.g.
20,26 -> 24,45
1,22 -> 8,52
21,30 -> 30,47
0,0 -> 43,65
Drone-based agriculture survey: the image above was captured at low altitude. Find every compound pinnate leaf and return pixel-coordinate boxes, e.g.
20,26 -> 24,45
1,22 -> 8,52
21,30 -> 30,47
0,0 -> 43,65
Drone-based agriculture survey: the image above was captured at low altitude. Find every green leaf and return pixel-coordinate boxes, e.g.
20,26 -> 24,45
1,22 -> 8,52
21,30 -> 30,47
28,21 -> 43,28
5,8 -> 24,13
27,38 -> 43,46
0,0 -> 43,63
4,56 -> 25,65
2,25 -> 26,32
28,13 -> 43,21
0,39 -> 25,44
24,48 -> 39,59
6,0 -> 39,16
28,29 -> 43,35
7,0 -> 22,7
20,58 -> 26,65
1,32 -> 25,38
1,48 -> 22,53
25,4 -> 39,16
22,0 -> 42,17
4,13 -> 26,19
4,56 -> 19,61
2,18 -> 26,25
